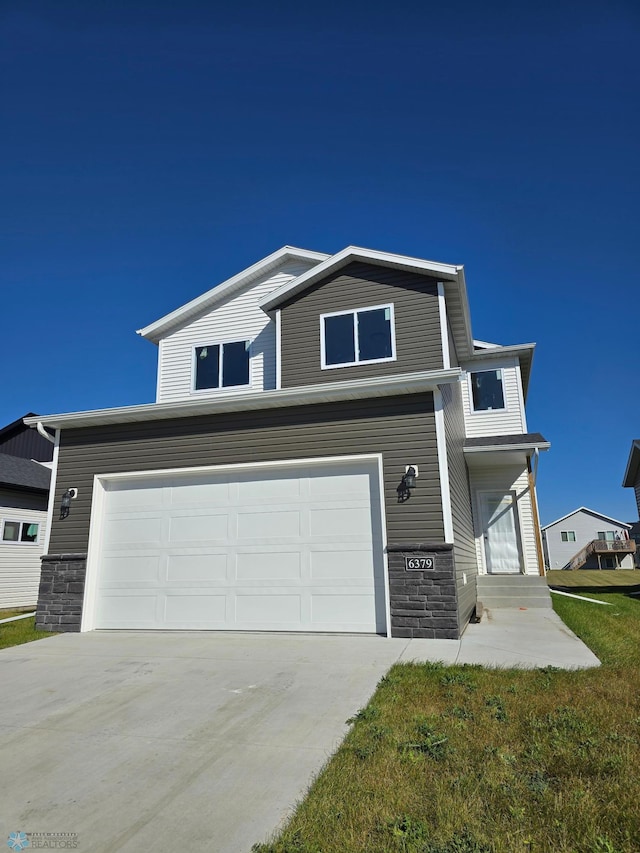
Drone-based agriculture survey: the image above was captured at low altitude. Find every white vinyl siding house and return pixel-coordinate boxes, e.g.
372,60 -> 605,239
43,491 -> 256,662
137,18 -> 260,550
156,262 -> 314,404
542,508 -> 633,569
461,356 -> 527,437
0,506 -> 48,608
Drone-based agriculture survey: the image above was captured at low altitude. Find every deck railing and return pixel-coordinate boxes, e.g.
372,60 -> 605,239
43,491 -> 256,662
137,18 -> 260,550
565,538 -> 636,571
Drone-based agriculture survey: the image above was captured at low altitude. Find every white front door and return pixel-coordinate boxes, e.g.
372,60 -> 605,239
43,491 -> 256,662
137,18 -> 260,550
479,492 -> 522,574
89,459 -> 387,633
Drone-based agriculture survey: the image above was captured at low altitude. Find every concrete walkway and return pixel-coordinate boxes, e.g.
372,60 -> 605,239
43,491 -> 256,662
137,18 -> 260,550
0,618 -> 597,853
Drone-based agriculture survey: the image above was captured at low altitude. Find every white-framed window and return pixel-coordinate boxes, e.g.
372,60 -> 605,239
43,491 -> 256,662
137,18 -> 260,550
597,531 -> 616,541
320,304 -> 396,369
192,340 -> 251,392
469,369 -> 506,412
561,531 -> 576,542
602,556 -> 616,569
1,519 -> 40,544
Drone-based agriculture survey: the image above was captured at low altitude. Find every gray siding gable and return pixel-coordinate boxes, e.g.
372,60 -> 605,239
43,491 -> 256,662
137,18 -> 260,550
280,262 -> 444,388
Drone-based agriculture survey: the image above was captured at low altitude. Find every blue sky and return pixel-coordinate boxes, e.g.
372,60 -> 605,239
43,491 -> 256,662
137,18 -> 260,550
2,0 -> 638,525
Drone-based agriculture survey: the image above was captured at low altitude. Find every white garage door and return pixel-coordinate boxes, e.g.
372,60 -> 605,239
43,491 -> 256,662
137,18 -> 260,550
91,460 -> 386,633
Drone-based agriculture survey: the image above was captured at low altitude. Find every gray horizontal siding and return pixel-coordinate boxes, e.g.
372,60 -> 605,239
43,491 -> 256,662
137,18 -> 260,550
280,262 -> 444,388
441,382 -> 478,632
0,487 -> 48,511
49,394 -> 444,554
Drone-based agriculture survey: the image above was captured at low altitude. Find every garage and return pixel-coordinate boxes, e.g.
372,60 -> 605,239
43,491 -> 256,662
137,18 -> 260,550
86,458 -> 388,633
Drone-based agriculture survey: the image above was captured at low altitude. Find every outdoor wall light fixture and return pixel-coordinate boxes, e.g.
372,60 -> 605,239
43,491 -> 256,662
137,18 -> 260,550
397,465 -> 418,503
60,488 -> 78,520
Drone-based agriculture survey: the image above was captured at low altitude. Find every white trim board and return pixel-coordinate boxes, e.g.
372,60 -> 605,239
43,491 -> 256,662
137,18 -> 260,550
82,453 -> 390,634
541,506 -> 633,531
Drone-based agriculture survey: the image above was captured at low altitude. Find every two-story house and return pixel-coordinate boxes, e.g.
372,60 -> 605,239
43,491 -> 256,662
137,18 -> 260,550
541,507 -> 635,570
26,246 -> 549,639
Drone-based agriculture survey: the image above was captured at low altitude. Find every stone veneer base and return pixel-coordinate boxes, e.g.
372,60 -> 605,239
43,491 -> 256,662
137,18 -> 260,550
36,554 -> 87,632
387,542 -> 458,639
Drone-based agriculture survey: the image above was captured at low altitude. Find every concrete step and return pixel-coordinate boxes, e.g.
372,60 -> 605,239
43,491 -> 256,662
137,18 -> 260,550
477,575 -> 552,609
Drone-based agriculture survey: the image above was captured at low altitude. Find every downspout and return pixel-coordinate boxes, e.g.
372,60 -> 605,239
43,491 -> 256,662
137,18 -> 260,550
36,421 -> 56,444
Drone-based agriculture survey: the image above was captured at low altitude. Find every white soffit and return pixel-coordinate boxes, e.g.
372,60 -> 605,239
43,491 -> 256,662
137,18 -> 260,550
137,246 -> 329,343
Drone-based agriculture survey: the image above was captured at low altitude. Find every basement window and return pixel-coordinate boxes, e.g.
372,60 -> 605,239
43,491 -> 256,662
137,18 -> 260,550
321,304 -> 395,369
194,341 -> 251,391
561,531 -> 576,542
2,520 -> 40,544
470,369 -> 505,412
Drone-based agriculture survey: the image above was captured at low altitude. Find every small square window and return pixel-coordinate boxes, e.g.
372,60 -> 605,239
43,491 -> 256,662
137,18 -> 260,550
194,341 -> 250,391
470,370 -> 505,411
2,520 -> 39,544
322,305 -> 394,368
602,556 -> 616,569
561,531 -> 576,542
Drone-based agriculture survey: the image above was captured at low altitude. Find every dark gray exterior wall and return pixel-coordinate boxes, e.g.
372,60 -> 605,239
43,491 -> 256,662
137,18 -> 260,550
0,426 -> 54,462
0,486 -> 48,511
49,394 -> 444,555
441,382 -> 478,634
280,262 -> 444,388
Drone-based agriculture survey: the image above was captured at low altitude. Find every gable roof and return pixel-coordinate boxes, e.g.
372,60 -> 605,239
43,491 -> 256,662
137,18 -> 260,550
622,440 -> 640,488
541,506 -> 632,531
258,245 -> 474,360
0,413 -> 39,441
0,453 -> 51,492
137,246 -> 329,344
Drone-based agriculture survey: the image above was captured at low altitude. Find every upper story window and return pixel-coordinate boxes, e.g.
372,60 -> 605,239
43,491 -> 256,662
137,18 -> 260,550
321,304 -> 395,369
561,531 -> 576,542
2,519 -> 40,544
470,369 -> 505,412
194,341 -> 251,391
597,531 -> 616,541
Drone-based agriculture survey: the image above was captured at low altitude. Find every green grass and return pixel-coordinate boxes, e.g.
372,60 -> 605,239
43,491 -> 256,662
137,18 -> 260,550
254,593 -> 640,853
0,609 -> 55,650
547,570 -> 640,590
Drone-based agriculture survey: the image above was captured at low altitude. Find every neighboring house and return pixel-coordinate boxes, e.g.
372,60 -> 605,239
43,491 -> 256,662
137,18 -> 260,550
623,440 -> 640,568
541,507 -> 635,570
0,414 -> 53,608
25,245 -> 549,638
622,439 -> 640,518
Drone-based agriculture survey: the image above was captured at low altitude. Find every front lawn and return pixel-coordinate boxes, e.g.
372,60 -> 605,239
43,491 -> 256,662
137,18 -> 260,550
0,609 -> 55,650
254,593 -> 640,853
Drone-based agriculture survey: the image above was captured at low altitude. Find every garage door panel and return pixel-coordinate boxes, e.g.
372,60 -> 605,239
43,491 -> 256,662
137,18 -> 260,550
310,550 -> 374,580
237,476 -> 301,501
100,554 -> 162,584
97,592 -> 158,626
103,516 -> 163,547
166,553 -> 228,582
235,551 -> 302,581
164,592 -> 227,624
93,460 -> 386,633
237,509 -> 302,540
170,481 -> 230,507
311,593 -> 376,624
235,593 -> 302,624
309,506 -> 372,538
169,513 -> 229,543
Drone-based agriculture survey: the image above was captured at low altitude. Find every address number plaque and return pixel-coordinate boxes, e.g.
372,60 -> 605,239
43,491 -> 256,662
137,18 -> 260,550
405,556 -> 435,571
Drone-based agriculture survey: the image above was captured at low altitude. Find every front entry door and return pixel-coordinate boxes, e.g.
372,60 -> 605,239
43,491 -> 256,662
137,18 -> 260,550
479,492 -> 522,574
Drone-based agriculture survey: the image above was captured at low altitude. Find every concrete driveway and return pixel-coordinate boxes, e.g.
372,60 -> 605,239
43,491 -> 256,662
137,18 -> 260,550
0,622 -> 598,852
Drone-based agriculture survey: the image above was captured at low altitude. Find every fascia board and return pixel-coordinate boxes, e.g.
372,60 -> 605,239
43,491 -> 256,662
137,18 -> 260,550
24,368 -> 463,430
137,246 -> 329,343
464,441 -> 550,454
541,506 -> 633,531
463,343 -> 536,361
622,440 -> 640,487
259,246 -> 462,312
